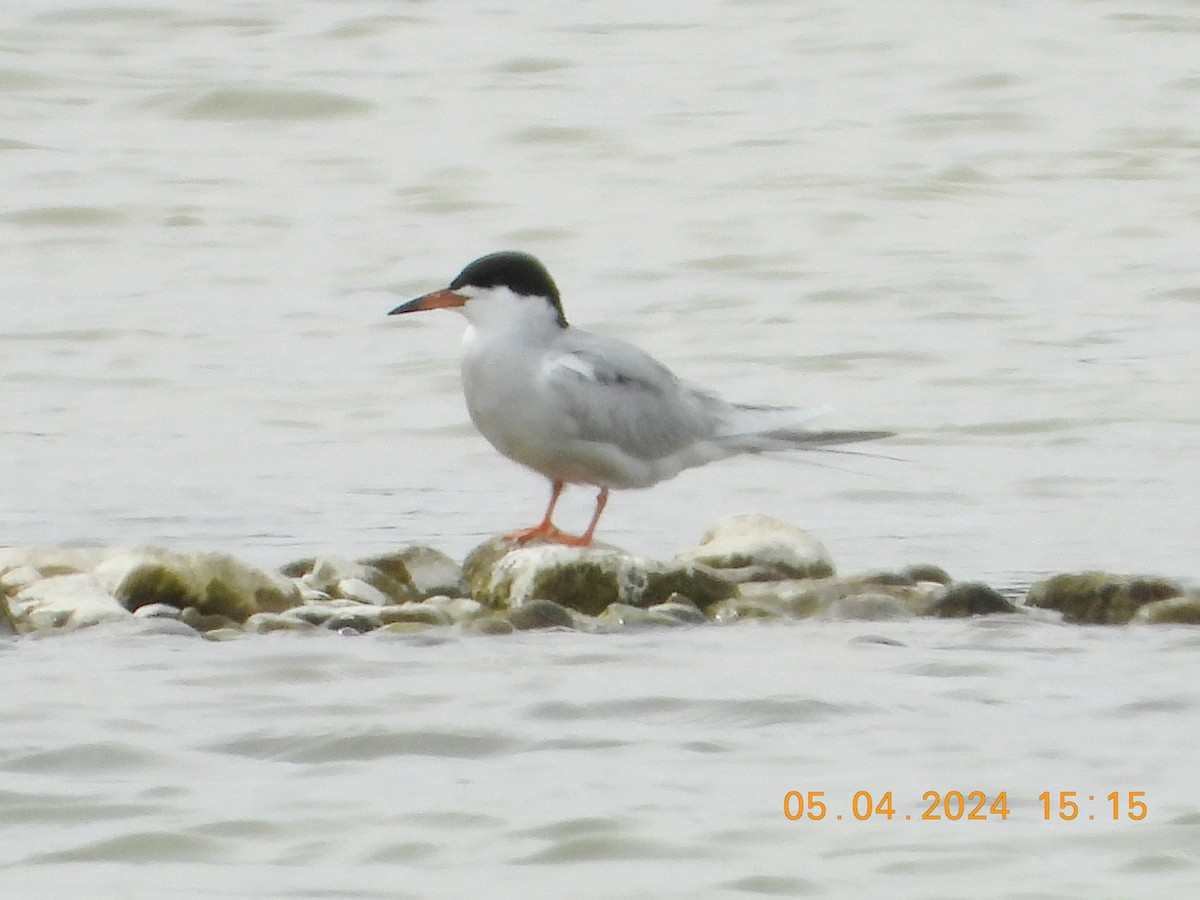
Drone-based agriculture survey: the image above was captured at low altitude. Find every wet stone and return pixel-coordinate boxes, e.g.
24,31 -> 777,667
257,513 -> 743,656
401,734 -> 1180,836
421,595 -> 485,623
1133,595 -> 1200,625
11,573 -> 132,631
931,582 -> 1018,618
292,556 -> 418,606
324,608 -> 383,633
903,564 -> 954,585
675,514 -> 835,581
464,536 -> 734,616
650,598 -> 709,625
96,548 -> 299,621
506,599 -> 576,630
598,601 -> 706,629
132,603 -> 183,620
461,615 -> 515,636
337,577 -> 390,606
1025,572 -> 1186,624
244,612 -> 317,634
375,621 -> 433,635
202,627 -> 244,642
379,603 -> 452,627
362,546 -> 465,598
180,606 -> 240,633
826,592 -> 913,621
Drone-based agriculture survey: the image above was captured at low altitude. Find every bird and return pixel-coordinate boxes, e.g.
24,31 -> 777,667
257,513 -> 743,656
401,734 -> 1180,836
388,251 -> 891,546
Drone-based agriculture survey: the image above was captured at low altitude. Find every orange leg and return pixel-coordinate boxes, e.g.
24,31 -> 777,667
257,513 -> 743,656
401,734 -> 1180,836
505,482 -> 610,547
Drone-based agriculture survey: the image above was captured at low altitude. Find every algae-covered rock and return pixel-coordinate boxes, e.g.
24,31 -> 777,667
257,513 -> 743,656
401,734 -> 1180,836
1025,572 -> 1185,624
903,564 -> 954,585
361,546 -> 465,599
463,536 -> 735,616
10,573 -> 132,631
1133,595 -> 1200,625
180,606 -> 240,633
675,514 -> 835,581
931,582 -> 1018,618
95,548 -> 299,621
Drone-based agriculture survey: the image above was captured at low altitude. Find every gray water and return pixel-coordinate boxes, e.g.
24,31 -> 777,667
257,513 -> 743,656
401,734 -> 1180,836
3,0 -> 1200,895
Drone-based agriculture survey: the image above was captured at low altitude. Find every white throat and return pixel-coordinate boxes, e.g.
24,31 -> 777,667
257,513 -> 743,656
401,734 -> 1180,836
458,285 -> 564,343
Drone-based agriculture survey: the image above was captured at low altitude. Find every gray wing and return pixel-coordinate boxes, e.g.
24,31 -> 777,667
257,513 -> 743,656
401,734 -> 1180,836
541,331 -> 727,460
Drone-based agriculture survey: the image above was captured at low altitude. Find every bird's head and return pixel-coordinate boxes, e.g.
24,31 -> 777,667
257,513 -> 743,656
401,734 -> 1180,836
389,251 -> 568,330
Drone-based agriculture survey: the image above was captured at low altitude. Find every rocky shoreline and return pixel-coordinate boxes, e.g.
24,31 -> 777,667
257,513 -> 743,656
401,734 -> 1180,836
2,515 -> 1197,639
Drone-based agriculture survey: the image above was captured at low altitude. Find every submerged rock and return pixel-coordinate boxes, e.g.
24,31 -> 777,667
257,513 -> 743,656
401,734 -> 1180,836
463,536 -> 736,616
675,514 -> 835,581
1025,572 -> 1186,624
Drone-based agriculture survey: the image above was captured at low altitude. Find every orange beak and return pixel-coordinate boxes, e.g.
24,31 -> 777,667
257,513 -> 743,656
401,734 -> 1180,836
388,288 -> 468,315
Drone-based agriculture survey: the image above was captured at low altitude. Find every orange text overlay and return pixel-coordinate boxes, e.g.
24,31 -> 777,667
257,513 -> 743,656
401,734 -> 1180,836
783,791 -> 1148,822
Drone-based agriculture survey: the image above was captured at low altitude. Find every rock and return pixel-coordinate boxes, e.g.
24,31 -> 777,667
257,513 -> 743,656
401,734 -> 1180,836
649,598 -> 709,625
244,612 -> 317,634
598,601 -> 707,629
337,577 -> 390,606
463,536 -> 735,616
675,514 -> 835,581
903,564 -> 954,585
11,574 -> 132,631
461,615 -> 515,636
289,555 -> 418,605
202,627 -> 244,642
827,592 -> 913,620
0,592 -> 14,636
325,607 -> 383,633
422,595 -> 485,623
376,620 -> 436,635
361,546 -> 465,598
1,565 -> 43,593
278,557 -> 316,579
506,599 -> 576,630
713,574 -> 947,622
1025,572 -> 1185,624
931,582 -> 1018,618
132,603 -> 183,620
288,599 -> 366,626
180,606 -> 240,633
379,602 -> 452,627
1132,595 -> 1200,625
95,548 -> 299,621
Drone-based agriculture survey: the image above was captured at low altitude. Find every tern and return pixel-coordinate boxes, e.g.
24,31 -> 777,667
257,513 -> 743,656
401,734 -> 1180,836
389,251 -> 890,546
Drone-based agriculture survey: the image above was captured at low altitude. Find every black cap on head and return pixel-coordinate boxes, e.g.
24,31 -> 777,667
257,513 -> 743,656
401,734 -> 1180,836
450,251 -> 568,327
